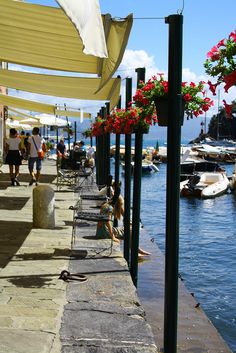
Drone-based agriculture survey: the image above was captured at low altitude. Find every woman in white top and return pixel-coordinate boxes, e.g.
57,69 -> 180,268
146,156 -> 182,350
5,128 -> 22,186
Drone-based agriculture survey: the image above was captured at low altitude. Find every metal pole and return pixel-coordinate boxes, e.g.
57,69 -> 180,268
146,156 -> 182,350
74,121 -> 77,144
217,89 -> 220,140
164,14 -> 183,353
114,96 -> 121,227
96,111 -> 102,187
64,103 -> 70,152
100,106 -> 106,186
55,104 -> 59,145
130,68 -> 146,286
123,78 -> 132,265
105,102 -> 111,179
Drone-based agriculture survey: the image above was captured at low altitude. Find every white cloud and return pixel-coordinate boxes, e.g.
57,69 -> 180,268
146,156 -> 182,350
119,49 -> 236,119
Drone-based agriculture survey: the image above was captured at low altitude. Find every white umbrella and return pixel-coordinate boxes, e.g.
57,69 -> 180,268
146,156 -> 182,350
5,119 -> 31,130
20,117 -> 43,127
35,114 -> 69,127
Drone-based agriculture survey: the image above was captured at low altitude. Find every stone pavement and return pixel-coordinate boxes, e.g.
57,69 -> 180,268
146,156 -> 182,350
0,160 -> 157,353
0,159 -> 232,353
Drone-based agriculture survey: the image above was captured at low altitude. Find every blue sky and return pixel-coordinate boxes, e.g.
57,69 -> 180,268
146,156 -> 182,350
9,0 -> 236,140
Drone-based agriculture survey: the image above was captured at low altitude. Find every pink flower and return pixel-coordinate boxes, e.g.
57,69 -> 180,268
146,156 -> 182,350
229,30 -> 236,42
207,45 -> 220,61
217,39 -> 226,48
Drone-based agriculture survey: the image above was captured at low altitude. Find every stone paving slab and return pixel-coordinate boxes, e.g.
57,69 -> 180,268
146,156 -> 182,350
0,161 -> 72,353
0,329 -> 55,353
60,194 -> 158,353
0,161 -> 158,353
1,160 -> 231,353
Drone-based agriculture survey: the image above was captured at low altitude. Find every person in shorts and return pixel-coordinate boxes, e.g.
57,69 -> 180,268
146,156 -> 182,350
4,128 -> 22,186
27,127 -> 44,186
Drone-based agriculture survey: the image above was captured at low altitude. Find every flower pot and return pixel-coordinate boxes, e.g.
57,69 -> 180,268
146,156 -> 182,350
154,96 -> 184,126
132,124 -> 150,134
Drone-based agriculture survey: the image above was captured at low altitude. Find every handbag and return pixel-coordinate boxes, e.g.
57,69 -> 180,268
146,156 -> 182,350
32,137 -> 44,160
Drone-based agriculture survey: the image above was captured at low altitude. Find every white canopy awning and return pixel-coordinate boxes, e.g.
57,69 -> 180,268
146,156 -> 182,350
36,114 -> 69,127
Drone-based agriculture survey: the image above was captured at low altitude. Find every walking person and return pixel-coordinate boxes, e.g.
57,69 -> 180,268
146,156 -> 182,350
24,132 -> 30,160
27,127 -> 44,186
19,130 -> 26,159
4,128 -> 22,186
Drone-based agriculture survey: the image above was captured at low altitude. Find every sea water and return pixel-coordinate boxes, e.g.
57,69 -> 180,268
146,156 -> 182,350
125,129 -> 236,352
138,162 -> 236,352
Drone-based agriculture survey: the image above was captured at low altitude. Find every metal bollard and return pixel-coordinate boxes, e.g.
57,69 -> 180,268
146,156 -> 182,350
33,185 -> 55,229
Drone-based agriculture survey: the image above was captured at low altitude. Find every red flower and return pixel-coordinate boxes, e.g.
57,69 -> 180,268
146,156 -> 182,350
217,39 -> 226,48
183,93 -> 192,102
223,70 -> 236,92
207,45 -> 220,61
223,100 -> 233,118
229,30 -> 236,42
207,80 -> 219,95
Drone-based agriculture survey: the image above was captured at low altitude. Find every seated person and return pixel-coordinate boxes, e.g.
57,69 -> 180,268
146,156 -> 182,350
98,175 -> 114,198
74,140 -> 86,152
96,190 -> 151,257
83,157 -> 95,169
57,138 -> 66,158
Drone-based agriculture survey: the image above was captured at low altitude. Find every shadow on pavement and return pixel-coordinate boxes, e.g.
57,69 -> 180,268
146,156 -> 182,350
0,172 -> 56,187
0,196 -> 30,210
0,221 -> 32,269
13,248 -> 74,261
3,274 -> 57,288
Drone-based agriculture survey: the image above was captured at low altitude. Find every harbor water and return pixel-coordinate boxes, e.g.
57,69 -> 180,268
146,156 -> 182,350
114,129 -> 236,352
138,161 -> 236,352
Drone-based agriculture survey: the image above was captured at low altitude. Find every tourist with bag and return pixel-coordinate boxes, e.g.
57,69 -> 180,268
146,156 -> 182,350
27,127 -> 45,186
4,128 -> 23,186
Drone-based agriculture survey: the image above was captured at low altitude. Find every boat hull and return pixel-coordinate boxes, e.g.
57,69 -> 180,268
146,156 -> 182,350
180,172 -> 229,199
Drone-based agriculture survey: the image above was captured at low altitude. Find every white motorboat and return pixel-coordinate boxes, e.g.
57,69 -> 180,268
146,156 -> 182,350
180,149 -> 224,181
229,163 -> 236,192
180,172 -> 230,199
121,159 -> 159,174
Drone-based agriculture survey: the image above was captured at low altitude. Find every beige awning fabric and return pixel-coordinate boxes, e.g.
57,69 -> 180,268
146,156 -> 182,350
0,94 -> 56,114
0,69 -> 121,110
0,0 -> 133,89
0,94 -> 95,117
8,108 -> 36,119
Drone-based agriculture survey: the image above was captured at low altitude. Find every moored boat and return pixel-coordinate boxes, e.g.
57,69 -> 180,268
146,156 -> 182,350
180,172 -> 230,199
229,162 -> 236,192
121,159 -> 159,174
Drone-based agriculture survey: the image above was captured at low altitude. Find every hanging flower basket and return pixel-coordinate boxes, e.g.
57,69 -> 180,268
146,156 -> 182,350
107,107 -> 156,134
133,74 -> 214,126
132,123 -> 150,134
153,95 -> 185,126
